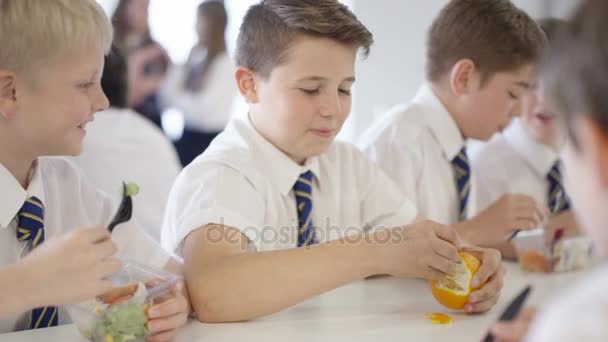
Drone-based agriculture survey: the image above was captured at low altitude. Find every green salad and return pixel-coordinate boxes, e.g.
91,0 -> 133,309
93,301 -> 149,342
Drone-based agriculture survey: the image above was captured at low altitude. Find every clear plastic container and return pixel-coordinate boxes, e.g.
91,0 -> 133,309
513,228 -> 593,273
512,228 -> 552,273
552,236 -> 593,272
67,260 -> 180,342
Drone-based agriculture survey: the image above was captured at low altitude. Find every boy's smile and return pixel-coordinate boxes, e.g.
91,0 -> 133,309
13,46 -> 108,157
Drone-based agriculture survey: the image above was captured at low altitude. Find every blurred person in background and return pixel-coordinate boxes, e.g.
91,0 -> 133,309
70,47 -> 181,242
112,0 -> 170,129
161,0 -> 237,166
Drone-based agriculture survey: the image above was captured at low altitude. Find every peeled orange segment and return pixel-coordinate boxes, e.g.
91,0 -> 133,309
429,252 -> 481,310
424,312 -> 453,324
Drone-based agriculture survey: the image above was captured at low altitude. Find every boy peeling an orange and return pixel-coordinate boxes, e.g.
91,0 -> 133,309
430,252 -> 481,310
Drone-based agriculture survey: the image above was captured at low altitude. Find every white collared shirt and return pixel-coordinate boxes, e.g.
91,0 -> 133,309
470,119 -> 559,213
526,266 -> 608,341
0,158 -> 169,333
160,52 -> 237,133
69,107 -> 182,242
358,84 -> 476,224
161,115 -> 417,254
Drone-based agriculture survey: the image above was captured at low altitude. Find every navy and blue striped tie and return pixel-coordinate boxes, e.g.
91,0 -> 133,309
547,161 -> 571,214
451,147 -> 471,221
294,171 -> 316,247
17,196 -> 59,329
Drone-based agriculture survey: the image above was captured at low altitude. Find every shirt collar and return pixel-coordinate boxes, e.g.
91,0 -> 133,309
240,115 -> 321,196
413,84 -> 465,161
503,119 -> 559,177
0,160 -> 46,230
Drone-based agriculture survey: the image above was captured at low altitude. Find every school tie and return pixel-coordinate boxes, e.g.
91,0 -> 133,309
451,147 -> 471,221
294,171 -> 316,247
16,196 -> 59,329
547,161 -> 571,214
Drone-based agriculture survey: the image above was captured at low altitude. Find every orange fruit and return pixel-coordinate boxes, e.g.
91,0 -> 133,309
429,252 -> 481,310
424,312 -> 453,324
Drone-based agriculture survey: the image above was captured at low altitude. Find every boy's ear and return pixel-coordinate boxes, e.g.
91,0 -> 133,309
0,70 -> 17,119
235,66 -> 259,104
449,59 -> 478,96
581,116 -> 608,189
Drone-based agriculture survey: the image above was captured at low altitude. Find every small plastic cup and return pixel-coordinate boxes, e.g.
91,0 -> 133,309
67,259 -> 180,342
512,228 -> 552,273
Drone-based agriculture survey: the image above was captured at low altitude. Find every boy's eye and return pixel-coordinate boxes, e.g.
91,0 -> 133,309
300,88 -> 320,95
508,91 -> 519,100
339,88 -> 351,96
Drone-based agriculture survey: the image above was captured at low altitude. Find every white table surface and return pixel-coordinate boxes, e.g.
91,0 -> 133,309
0,262 -> 589,342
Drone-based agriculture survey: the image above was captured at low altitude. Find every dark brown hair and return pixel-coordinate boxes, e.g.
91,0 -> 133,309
111,0 -> 152,49
426,0 -> 546,83
235,0 -> 373,78
183,0 -> 228,92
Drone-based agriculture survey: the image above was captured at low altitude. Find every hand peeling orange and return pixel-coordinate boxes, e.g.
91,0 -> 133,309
429,252 -> 481,310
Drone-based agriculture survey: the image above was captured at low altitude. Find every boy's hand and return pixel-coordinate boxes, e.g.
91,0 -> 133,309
491,307 -> 537,342
461,246 -> 505,313
21,226 -> 122,307
146,282 -> 189,342
374,220 -> 462,280
467,194 -> 547,245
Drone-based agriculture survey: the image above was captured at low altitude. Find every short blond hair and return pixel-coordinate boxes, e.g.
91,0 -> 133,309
0,0 -> 113,73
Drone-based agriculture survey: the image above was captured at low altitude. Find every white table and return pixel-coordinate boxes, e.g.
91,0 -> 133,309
0,262 -> 588,342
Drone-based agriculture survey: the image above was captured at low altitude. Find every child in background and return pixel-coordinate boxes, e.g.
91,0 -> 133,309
70,48 -> 182,242
161,0 -> 237,166
492,0 -> 608,340
471,18 -> 580,259
359,0 -> 547,257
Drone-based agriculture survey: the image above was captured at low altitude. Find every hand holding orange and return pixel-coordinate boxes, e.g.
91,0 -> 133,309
429,252 -> 481,310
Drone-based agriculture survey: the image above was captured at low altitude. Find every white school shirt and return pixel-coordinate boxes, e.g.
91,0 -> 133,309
160,51 -> 237,133
69,107 -> 182,242
161,115 -> 417,254
525,265 -> 608,341
0,158 -> 169,333
471,119 -> 559,213
358,84 -> 476,225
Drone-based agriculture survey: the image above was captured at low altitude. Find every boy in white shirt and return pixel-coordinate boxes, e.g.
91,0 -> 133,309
71,48 -> 182,242
491,1 -> 608,340
472,18 -> 580,259
0,1 -> 188,339
359,0 -> 548,257
163,0 -> 505,323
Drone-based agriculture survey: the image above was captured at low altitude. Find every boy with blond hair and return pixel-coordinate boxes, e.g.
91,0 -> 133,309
359,0 -> 548,258
0,1 -> 188,339
162,0 -> 504,323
